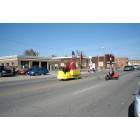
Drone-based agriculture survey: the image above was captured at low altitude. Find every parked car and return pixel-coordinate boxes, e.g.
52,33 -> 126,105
123,65 -> 134,71
18,68 -> 28,75
134,82 -> 140,117
0,66 -> 13,77
128,82 -> 140,117
27,67 -> 49,76
133,65 -> 140,70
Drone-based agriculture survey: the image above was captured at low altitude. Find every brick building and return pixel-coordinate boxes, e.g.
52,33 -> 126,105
91,54 -> 115,70
115,57 -> 128,68
48,56 -> 89,70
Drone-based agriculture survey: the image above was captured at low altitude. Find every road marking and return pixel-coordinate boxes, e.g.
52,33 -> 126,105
72,84 -> 100,95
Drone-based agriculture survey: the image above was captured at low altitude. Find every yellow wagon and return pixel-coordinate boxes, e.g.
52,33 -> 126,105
57,69 -> 81,80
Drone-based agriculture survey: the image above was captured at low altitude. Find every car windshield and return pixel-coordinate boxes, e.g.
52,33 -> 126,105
124,66 -> 131,69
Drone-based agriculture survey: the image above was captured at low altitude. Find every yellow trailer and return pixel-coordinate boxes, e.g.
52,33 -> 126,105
57,69 -> 81,80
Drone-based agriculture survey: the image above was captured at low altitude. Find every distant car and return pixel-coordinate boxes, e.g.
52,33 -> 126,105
123,65 -> 134,71
0,66 -> 13,77
27,67 -> 49,76
133,65 -> 140,70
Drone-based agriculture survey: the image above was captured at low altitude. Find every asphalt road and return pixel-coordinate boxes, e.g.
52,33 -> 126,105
0,70 -> 140,117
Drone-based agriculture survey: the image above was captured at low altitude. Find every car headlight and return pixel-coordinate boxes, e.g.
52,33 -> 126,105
2,70 -> 6,73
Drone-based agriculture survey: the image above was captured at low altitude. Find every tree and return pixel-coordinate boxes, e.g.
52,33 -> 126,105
75,50 -> 86,57
23,49 -> 39,56
75,50 -> 81,57
51,54 -> 57,57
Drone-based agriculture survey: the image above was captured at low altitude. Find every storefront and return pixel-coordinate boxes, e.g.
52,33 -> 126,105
0,55 -> 89,71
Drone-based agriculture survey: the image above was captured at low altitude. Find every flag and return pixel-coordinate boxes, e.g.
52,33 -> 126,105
72,51 -> 75,58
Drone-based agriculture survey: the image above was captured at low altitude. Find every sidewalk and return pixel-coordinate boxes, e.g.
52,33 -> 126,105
0,70 -> 92,83
0,72 -> 56,83
0,69 -> 123,83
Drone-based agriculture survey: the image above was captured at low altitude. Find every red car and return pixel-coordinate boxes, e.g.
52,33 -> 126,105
18,68 -> 28,75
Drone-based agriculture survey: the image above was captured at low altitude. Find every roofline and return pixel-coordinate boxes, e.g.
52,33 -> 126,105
50,56 -> 88,59
0,55 -> 88,60
0,55 -> 18,59
129,59 -> 140,61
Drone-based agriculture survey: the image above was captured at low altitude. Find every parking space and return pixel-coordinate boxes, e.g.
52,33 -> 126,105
0,72 -> 57,83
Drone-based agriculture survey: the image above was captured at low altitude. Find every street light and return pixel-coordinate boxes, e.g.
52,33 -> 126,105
89,56 -> 92,70
101,46 -> 105,69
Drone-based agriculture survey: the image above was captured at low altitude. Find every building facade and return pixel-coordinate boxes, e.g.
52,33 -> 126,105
0,55 -> 49,69
47,56 -> 89,70
91,54 -> 115,70
0,55 -> 89,71
115,57 -> 128,68
128,60 -> 140,65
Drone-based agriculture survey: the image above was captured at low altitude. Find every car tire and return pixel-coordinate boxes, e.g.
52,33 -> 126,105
105,75 -> 109,80
128,102 -> 135,117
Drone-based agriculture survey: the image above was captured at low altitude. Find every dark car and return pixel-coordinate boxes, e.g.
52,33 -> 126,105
27,67 -> 49,76
123,65 -> 134,71
0,66 -> 13,77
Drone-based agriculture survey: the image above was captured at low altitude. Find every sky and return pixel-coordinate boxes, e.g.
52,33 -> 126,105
0,23 -> 140,59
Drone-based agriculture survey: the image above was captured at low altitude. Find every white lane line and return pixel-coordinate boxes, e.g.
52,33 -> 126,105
72,84 -> 100,95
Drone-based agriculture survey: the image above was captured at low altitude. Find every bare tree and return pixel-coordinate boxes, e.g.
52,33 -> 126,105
75,50 -> 86,57
51,54 -> 57,57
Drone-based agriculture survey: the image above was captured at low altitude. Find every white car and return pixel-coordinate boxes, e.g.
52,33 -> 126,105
133,65 -> 140,70
134,95 -> 140,117
128,82 -> 140,117
134,82 -> 140,117
134,83 -> 140,117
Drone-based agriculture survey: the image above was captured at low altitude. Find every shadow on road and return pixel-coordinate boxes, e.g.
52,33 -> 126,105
128,101 -> 135,117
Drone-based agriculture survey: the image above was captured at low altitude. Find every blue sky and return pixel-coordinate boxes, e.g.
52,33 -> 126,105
0,23 -> 140,59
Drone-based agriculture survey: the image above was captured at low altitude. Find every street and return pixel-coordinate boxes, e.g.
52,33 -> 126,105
0,71 -> 140,117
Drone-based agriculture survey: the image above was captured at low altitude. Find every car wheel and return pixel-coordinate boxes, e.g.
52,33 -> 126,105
128,102 -> 135,117
105,75 -> 109,80
0,73 -> 2,77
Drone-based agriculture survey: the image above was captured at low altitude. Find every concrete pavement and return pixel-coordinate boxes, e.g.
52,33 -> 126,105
0,70 -> 139,117
0,69 -> 123,83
